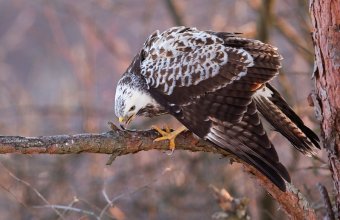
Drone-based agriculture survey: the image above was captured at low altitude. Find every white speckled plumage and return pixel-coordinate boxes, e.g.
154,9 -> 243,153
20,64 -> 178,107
114,26 -> 320,191
140,27 -> 254,95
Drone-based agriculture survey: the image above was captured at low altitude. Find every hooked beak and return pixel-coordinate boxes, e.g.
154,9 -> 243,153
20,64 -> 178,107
118,114 -> 136,129
118,117 -> 124,123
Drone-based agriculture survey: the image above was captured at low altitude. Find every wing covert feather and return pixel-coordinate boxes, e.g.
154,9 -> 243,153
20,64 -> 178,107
137,27 -> 289,190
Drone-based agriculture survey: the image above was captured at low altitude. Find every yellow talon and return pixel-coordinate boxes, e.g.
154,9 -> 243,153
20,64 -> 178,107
152,125 -> 187,154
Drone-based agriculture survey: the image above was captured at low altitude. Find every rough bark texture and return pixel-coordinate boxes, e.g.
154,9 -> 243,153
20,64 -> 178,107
310,0 -> 340,218
0,126 -> 316,219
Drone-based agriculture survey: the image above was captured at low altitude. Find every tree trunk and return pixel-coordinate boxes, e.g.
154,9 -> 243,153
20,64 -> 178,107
310,0 -> 340,218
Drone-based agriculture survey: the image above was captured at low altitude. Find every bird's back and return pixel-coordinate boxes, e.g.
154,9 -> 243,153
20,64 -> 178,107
119,26 -> 320,191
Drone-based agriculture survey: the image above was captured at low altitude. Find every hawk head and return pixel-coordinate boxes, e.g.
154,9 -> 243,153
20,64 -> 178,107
114,72 -> 163,128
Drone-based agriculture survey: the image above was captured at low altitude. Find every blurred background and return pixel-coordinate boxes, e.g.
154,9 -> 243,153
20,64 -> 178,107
0,0 -> 330,219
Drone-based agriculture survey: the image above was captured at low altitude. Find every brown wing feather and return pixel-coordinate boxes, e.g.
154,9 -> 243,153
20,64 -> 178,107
141,27 -> 289,190
254,85 -> 320,155
152,85 -> 291,191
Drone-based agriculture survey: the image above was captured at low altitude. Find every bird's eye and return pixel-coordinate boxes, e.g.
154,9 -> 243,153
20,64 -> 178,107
129,106 -> 136,112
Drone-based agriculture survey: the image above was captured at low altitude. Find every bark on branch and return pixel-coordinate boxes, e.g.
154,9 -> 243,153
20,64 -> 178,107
310,0 -> 340,218
0,125 -> 316,219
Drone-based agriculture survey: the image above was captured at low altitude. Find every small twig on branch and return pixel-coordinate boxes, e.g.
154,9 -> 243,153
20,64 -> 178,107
210,185 -> 250,220
0,124 -> 316,219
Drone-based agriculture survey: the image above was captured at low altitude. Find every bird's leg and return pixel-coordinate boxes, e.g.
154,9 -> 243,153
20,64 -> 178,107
152,125 -> 187,154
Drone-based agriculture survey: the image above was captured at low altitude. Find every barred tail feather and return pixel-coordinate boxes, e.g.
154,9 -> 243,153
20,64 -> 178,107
207,125 -> 289,191
254,84 -> 320,156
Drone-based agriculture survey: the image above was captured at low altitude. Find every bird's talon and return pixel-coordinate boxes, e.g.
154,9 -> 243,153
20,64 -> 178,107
153,136 -> 169,142
165,125 -> 171,133
165,140 -> 176,155
152,125 -> 187,153
151,125 -> 168,136
169,140 -> 176,150
166,147 -> 175,156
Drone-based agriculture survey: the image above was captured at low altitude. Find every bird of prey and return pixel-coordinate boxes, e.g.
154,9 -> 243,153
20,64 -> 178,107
114,26 -> 320,191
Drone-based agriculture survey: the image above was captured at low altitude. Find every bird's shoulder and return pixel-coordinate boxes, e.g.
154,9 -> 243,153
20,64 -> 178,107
138,27 -> 257,95
141,26 -> 226,59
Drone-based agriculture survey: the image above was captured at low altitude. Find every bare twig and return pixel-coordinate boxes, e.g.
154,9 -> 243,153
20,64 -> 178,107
57,197 -> 80,220
0,162 -> 65,219
256,0 -> 275,42
99,167 -> 170,219
65,5 -> 130,60
33,205 -> 99,219
163,0 -> 184,26
0,184 -> 28,209
274,17 -> 314,62
317,183 -> 336,220
249,1 -> 314,62
0,124 -> 317,219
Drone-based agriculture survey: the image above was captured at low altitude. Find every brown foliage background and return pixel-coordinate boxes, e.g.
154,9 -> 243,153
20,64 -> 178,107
0,0 -> 329,219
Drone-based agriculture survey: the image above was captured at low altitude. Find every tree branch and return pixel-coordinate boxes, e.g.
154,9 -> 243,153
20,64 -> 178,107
310,0 -> 340,218
0,124 -> 316,219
